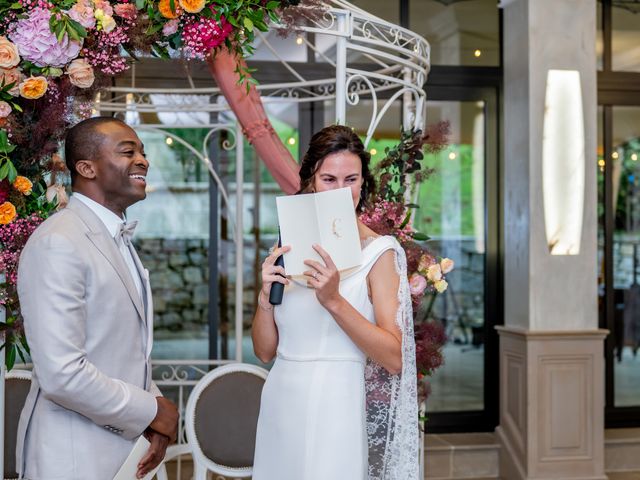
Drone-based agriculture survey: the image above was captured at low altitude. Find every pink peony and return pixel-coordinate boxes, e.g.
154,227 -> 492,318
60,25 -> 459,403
10,9 -> 83,67
67,0 -> 96,29
409,273 -> 427,297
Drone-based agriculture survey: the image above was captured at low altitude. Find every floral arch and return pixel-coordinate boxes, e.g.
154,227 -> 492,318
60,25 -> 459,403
0,0 -> 449,472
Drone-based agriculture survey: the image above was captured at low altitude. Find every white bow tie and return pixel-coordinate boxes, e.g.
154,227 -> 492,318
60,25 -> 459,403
115,221 -> 138,246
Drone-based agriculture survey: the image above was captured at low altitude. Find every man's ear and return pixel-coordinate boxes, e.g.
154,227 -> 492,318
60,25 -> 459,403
75,160 -> 97,180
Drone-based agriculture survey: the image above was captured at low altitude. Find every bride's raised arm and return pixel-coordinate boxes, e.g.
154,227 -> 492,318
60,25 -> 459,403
304,244 -> 403,374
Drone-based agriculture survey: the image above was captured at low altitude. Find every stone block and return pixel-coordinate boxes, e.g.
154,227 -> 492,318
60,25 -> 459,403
160,312 -> 182,329
169,253 -> 189,268
167,290 -> 191,308
193,284 -> 209,306
168,271 -> 184,288
182,309 -> 201,322
154,295 -> 167,314
188,251 -> 206,265
183,266 -> 203,284
163,239 -> 187,252
150,271 -> 171,289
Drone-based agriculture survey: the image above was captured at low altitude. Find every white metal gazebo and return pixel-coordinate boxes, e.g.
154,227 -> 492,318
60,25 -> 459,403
0,1 -> 430,476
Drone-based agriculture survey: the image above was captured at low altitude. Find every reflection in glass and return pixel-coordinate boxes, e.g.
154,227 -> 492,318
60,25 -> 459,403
608,106 -> 640,406
350,0 -> 399,24
413,101 -> 486,412
410,0 -> 499,66
612,3 -> 640,72
128,128 -> 211,360
596,2 -> 603,70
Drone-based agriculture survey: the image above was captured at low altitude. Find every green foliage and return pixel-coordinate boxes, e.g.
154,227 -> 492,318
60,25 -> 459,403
0,130 -> 17,182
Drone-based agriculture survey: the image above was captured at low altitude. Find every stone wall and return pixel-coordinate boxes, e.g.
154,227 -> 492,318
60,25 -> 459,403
135,238 -> 210,338
135,236 -> 486,346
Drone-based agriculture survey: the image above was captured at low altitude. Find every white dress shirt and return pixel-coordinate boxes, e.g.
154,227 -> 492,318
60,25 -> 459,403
73,192 -> 143,298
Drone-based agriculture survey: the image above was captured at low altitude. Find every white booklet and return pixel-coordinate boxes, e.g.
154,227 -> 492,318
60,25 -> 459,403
113,436 -> 163,480
276,187 -> 362,277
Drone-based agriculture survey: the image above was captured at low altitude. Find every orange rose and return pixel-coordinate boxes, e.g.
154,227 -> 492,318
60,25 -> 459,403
0,201 -> 17,224
0,36 -> 20,69
19,76 -> 48,100
178,0 -> 204,13
159,0 -> 183,18
13,176 -> 33,195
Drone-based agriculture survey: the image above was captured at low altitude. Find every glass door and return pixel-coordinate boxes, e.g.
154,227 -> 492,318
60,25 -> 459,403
422,86 -> 500,433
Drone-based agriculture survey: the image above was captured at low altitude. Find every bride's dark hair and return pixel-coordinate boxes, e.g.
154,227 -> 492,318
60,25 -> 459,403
297,125 -> 376,213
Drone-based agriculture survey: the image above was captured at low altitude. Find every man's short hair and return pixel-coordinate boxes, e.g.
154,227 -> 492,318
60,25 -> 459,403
64,117 -> 127,184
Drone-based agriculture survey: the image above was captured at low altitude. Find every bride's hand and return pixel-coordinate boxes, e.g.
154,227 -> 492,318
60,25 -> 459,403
303,244 -> 341,308
261,245 -> 291,297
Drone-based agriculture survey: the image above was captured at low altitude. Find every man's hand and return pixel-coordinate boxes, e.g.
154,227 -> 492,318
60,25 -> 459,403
136,429 -> 169,479
149,397 -> 179,443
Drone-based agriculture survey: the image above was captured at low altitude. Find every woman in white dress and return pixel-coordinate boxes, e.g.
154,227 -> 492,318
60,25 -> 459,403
252,125 -> 419,480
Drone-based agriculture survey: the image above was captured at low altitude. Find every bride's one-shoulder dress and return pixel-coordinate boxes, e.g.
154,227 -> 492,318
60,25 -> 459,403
252,236 -> 397,480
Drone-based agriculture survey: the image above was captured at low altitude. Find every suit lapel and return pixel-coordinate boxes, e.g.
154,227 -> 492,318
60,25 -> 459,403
129,245 -> 155,358
67,198 -> 146,323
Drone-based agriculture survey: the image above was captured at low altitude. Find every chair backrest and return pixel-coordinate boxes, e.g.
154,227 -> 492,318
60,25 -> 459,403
184,363 -> 268,478
4,370 -> 31,479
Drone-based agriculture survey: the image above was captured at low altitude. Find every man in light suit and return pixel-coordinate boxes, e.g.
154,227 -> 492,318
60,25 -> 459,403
16,117 -> 179,479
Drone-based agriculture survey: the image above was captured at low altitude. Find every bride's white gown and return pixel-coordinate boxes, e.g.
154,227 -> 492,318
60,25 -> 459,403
252,236 -> 397,480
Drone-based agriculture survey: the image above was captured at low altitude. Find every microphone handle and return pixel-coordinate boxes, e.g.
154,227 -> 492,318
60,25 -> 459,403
269,237 -> 285,305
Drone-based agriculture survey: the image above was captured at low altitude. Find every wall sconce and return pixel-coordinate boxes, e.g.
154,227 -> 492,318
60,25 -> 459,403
542,69 -> 585,255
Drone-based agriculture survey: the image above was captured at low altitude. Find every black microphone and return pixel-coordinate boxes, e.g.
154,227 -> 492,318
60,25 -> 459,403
269,234 -> 285,305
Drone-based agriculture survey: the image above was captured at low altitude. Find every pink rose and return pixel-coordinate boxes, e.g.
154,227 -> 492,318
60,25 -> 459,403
409,273 -> 427,297
46,184 -> 69,209
426,264 -> 442,282
66,58 -> 94,88
0,67 -> 22,96
440,258 -> 454,274
93,0 -> 114,16
0,101 -> 11,118
417,253 -> 434,275
0,37 -> 20,69
162,18 -> 180,36
67,0 -> 96,29
114,3 -> 137,19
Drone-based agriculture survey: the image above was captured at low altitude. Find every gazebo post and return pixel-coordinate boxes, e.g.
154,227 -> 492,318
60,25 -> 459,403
235,122 -> 245,362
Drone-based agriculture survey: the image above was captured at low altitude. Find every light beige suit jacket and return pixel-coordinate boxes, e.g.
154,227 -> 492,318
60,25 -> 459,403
16,197 -> 160,480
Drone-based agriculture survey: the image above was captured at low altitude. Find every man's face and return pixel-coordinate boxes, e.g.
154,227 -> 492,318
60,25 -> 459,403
92,122 -> 149,212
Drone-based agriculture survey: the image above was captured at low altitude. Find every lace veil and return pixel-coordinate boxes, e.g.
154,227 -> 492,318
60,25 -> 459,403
364,240 -> 419,479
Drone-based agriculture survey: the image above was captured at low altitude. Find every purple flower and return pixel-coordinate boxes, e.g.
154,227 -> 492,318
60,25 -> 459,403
9,9 -> 82,67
